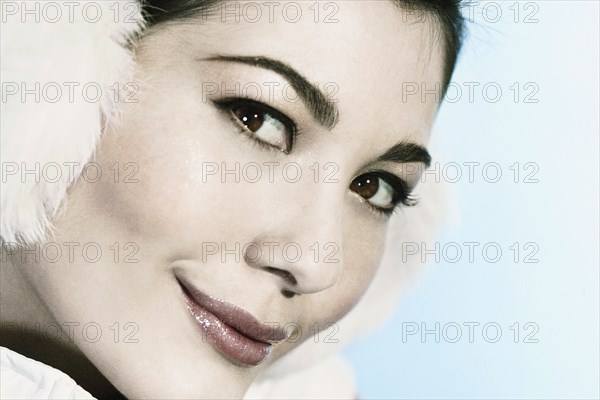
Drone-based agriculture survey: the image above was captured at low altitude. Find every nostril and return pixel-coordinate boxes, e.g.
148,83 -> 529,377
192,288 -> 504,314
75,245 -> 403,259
264,266 -> 297,286
281,289 -> 296,299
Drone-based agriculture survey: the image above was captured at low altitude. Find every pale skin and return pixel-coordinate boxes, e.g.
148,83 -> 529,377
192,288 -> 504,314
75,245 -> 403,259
0,1 -> 445,398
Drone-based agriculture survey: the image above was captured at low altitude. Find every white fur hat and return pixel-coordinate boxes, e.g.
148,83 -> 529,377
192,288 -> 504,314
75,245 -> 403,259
1,1 -> 142,244
1,1 -> 448,396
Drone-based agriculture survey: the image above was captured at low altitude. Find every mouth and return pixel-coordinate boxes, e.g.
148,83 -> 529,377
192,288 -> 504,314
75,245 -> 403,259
176,276 -> 288,366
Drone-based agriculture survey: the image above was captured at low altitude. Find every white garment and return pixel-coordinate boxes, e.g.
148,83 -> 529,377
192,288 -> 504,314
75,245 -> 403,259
0,346 -> 94,399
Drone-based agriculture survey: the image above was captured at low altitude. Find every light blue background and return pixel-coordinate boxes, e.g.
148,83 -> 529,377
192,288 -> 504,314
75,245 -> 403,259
344,1 -> 600,398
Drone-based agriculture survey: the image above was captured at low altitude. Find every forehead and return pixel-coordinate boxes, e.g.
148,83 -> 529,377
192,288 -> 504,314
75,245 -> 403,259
144,0 -> 445,143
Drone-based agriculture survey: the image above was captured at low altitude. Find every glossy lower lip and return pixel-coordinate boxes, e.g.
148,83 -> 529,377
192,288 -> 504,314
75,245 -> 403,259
176,277 -> 287,366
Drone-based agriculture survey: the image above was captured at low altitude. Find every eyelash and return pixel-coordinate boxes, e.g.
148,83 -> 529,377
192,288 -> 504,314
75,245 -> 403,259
371,193 -> 418,217
213,97 -> 418,217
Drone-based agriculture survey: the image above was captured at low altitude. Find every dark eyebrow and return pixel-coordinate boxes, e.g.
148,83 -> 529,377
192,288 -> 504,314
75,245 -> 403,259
377,140 -> 432,168
202,55 -> 339,129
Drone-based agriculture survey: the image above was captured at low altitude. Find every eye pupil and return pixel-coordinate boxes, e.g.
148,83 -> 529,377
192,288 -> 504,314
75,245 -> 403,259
234,106 -> 264,132
350,174 -> 379,199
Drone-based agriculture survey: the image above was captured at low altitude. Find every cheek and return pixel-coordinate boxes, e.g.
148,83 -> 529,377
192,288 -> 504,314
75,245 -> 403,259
82,83 -> 255,252
270,225 -> 386,361
305,222 -> 386,325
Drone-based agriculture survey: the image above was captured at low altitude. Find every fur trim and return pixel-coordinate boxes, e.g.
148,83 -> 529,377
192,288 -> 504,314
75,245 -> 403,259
0,1 -> 143,244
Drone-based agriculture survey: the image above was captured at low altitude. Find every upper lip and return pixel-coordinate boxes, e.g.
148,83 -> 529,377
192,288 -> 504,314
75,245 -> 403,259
177,277 -> 288,344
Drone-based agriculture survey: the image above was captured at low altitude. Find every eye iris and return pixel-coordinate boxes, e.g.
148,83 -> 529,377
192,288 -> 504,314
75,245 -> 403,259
350,174 -> 379,199
234,106 -> 264,132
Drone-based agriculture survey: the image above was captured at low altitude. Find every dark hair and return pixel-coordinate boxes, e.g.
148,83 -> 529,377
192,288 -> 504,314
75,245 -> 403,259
141,0 -> 466,96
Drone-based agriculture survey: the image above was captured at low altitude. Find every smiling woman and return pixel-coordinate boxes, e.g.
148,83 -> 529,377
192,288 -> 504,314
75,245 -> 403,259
0,0 -> 465,399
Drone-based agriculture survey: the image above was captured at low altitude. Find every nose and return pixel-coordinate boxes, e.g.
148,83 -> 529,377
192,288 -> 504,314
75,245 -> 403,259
243,183 -> 345,296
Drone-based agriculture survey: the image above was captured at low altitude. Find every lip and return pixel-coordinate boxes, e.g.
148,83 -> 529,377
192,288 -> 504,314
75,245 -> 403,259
176,276 -> 288,366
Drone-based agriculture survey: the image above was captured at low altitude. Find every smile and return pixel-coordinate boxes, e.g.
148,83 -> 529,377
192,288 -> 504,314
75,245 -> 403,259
176,276 -> 288,366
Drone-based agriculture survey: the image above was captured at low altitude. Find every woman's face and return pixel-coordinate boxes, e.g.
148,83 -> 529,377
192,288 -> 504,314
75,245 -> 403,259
16,1 -> 444,397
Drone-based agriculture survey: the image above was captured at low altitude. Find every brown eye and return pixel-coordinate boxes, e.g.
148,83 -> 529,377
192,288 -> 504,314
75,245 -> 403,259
232,106 -> 264,132
350,173 -> 379,199
219,99 -> 296,153
350,172 -> 407,213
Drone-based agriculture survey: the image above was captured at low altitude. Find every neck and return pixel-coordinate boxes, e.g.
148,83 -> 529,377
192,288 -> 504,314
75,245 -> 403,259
0,245 -> 126,399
